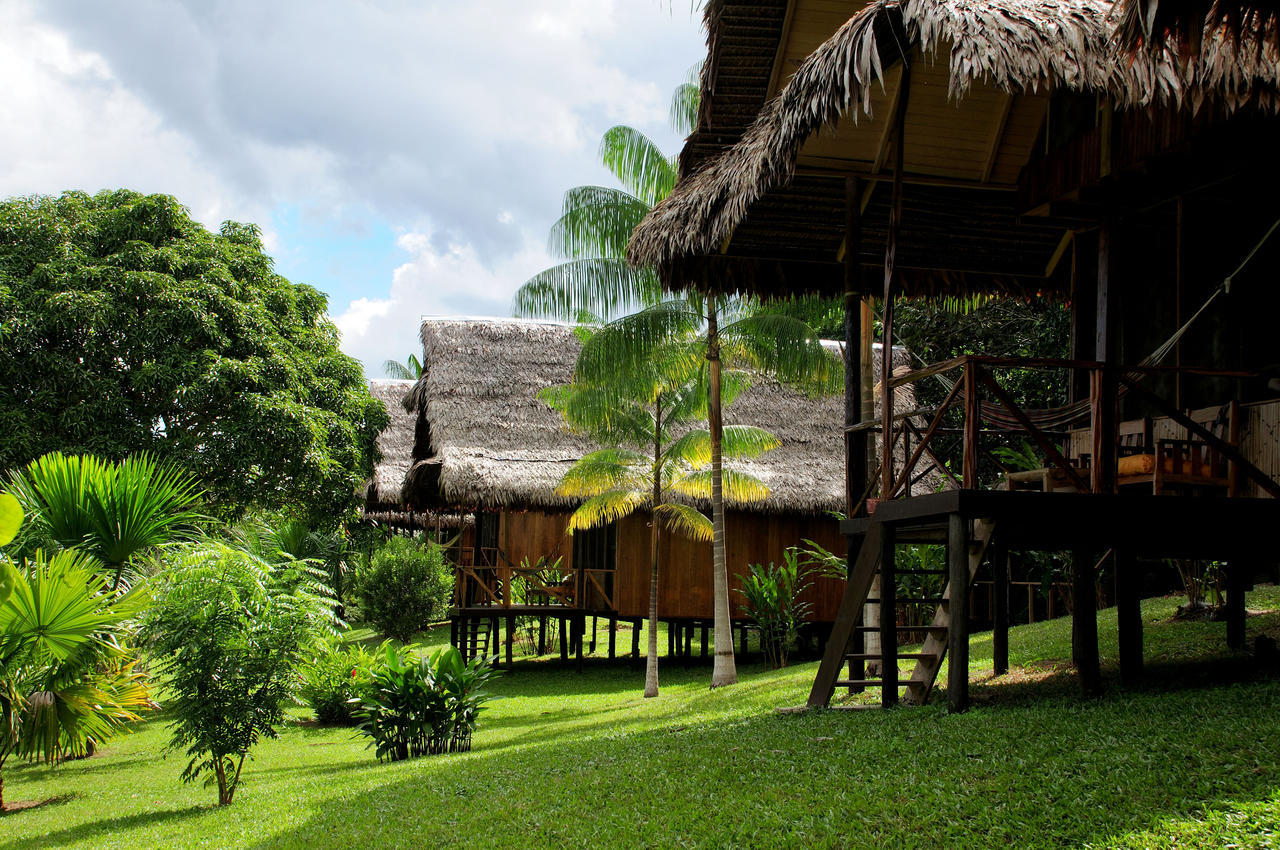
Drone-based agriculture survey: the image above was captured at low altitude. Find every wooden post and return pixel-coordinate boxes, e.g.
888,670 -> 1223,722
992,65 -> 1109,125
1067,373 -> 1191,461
1071,550 -> 1102,695
505,614 -> 514,667
880,524 -> 898,707
559,615 -> 568,662
538,616 -> 546,656
701,624 -> 709,657
845,175 -> 867,514
1093,224 -> 1118,494
880,63 -> 910,502
1115,548 -> 1143,685
991,535 -> 1010,676
450,616 -> 459,653
608,617 -> 617,659
575,615 -> 584,672
947,514 -> 970,713
962,362 -> 979,489
590,615 -> 598,654
632,618 -> 641,662
1226,557 -> 1247,650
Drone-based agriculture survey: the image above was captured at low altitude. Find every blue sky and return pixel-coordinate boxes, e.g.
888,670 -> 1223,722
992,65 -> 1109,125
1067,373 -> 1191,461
0,1 -> 706,376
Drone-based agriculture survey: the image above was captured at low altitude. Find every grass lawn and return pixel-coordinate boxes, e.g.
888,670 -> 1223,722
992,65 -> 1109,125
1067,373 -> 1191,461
4,588 -> 1280,848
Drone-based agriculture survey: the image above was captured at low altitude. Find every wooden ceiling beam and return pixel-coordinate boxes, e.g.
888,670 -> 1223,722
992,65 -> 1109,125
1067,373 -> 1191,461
981,92 -> 1015,183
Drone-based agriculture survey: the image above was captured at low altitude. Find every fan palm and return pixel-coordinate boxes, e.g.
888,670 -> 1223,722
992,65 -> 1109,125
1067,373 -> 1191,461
383,353 -> 424,381
0,549 -> 151,810
544,329 -> 778,697
5,453 -> 205,591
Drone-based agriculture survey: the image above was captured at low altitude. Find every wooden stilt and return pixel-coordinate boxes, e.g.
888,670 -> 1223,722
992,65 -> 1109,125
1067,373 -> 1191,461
1115,549 -> 1143,685
1227,557 -> 1247,650
1072,550 -> 1102,696
880,524 -> 899,708
632,618 -> 641,663
701,624 -> 709,657
684,622 -> 693,658
505,614 -> 514,667
538,616 -> 546,656
450,616 -> 459,654
559,616 -> 568,662
947,514 -> 970,713
668,621 -> 676,657
590,615 -> 598,654
608,617 -> 617,659
991,535 -> 1009,676
575,615 -> 584,672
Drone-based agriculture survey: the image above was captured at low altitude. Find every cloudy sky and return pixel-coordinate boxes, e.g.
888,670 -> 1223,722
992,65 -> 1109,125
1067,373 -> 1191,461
0,1 -> 705,376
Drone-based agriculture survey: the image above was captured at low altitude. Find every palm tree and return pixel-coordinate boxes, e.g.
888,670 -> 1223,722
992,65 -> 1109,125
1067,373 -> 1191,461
544,329 -> 778,697
383,353 -> 424,381
516,80 -> 842,687
0,548 -> 152,810
5,453 -> 205,591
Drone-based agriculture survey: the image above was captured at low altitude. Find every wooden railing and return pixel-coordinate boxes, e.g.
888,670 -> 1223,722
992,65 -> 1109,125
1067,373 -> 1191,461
850,355 -> 1280,509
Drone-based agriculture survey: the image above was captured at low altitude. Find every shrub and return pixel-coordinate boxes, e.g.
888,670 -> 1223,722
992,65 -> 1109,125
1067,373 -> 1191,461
352,537 -> 452,642
736,549 -> 813,669
353,644 -> 498,762
145,541 -> 334,806
298,636 -> 376,724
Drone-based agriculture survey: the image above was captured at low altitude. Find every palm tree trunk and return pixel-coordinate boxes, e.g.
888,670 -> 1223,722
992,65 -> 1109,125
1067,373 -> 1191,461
707,303 -> 737,687
645,395 -> 663,698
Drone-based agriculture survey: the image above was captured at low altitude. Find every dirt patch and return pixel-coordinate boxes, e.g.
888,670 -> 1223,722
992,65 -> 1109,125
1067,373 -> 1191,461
0,794 -> 74,815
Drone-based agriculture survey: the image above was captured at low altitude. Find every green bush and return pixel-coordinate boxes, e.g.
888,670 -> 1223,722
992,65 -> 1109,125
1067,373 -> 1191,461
352,537 -> 452,642
297,636 -> 376,725
736,549 -> 813,669
353,644 -> 498,762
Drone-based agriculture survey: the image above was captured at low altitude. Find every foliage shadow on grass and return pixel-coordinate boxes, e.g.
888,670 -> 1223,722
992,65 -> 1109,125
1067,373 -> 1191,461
0,804 -> 209,850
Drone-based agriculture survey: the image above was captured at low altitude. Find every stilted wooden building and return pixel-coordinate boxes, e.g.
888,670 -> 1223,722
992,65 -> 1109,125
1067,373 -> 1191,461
381,317 -> 932,664
629,0 -> 1280,710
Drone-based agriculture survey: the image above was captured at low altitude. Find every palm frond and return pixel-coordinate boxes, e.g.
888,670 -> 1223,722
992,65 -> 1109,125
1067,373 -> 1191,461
653,502 -> 713,542
382,354 -> 422,380
555,449 -> 649,499
669,81 -> 700,137
512,259 -> 660,323
574,300 -> 702,386
566,489 -> 647,534
598,126 -> 677,209
549,185 -> 653,260
663,429 -> 712,469
540,384 -> 654,447
721,425 -> 781,459
671,468 -> 771,503
721,312 -> 843,396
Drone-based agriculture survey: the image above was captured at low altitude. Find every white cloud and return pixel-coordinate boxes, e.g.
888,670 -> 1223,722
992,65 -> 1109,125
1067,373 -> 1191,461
335,225 -> 556,376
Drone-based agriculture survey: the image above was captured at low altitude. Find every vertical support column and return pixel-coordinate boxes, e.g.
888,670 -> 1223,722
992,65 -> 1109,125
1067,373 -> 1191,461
1226,556 -> 1247,650
1072,550 -> 1102,695
450,616 -> 460,654
505,614 -> 514,667
1115,548 -> 1143,685
844,174 -> 867,514
559,615 -> 569,662
880,64 -> 910,502
947,514 -> 970,713
608,617 -> 617,659
962,361 -> 979,489
1093,224 -> 1118,494
879,524 -> 898,707
538,616 -> 546,656
991,534 -> 1010,677
631,618 -> 641,664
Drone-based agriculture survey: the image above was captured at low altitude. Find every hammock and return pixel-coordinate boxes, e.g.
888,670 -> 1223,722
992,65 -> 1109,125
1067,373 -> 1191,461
909,216 -> 1280,433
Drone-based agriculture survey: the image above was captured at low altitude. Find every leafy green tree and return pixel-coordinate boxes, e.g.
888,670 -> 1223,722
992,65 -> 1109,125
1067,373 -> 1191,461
544,330 -> 778,697
383,353 -> 424,381
352,536 -> 452,643
0,190 -> 389,523
145,541 -> 334,806
5,452 -> 204,590
0,548 -> 152,811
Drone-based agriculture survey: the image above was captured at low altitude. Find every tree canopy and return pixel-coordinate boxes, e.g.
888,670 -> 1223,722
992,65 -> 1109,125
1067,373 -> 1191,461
0,190 -> 388,522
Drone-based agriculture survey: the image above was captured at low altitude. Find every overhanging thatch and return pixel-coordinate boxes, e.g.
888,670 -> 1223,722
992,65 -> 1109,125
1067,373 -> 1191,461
399,317 -> 923,515
363,379 -> 417,509
629,0 -> 1279,281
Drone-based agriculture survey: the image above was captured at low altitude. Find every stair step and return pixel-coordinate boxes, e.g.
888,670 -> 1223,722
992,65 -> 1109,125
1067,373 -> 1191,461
844,653 -> 935,661
834,679 -> 899,687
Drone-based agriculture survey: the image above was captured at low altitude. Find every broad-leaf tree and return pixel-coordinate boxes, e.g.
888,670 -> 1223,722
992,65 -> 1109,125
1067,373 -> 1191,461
0,190 -> 389,523
544,330 -> 778,696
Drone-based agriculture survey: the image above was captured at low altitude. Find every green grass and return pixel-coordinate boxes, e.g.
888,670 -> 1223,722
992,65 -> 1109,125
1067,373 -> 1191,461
5,589 -> 1280,848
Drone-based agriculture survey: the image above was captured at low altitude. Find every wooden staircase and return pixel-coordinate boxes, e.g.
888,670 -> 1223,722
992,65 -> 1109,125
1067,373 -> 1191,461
805,516 -> 997,710
460,617 -> 492,662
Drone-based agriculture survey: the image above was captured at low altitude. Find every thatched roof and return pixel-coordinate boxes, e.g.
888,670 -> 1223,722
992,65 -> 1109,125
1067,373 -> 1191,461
628,0 -> 1279,296
1113,0 -> 1280,88
363,379 -> 417,509
398,317 -> 921,515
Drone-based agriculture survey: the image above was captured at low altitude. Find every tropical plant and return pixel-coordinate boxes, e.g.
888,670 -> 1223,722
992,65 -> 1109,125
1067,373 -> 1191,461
383,353 -> 424,381
352,644 -> 498,761
237,515 -> 356,618
5,452 -> 205,590
351,536 -> 452,643
297,635 -> 377,725
736,549 -> 813,669
545,329 -> 778,697
0,548 -> 152,811
144,541 -> 334,806
0,189 -> 389,523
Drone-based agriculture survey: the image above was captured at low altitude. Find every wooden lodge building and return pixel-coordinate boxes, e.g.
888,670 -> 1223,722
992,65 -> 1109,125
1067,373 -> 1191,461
628,0 -> 1280,710
365,317 -> 928,664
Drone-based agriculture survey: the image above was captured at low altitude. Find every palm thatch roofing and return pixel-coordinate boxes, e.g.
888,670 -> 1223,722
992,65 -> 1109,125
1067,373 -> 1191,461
628,0 -> 1280,299
364,379 -> 418,509
397,317 -> 922,515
